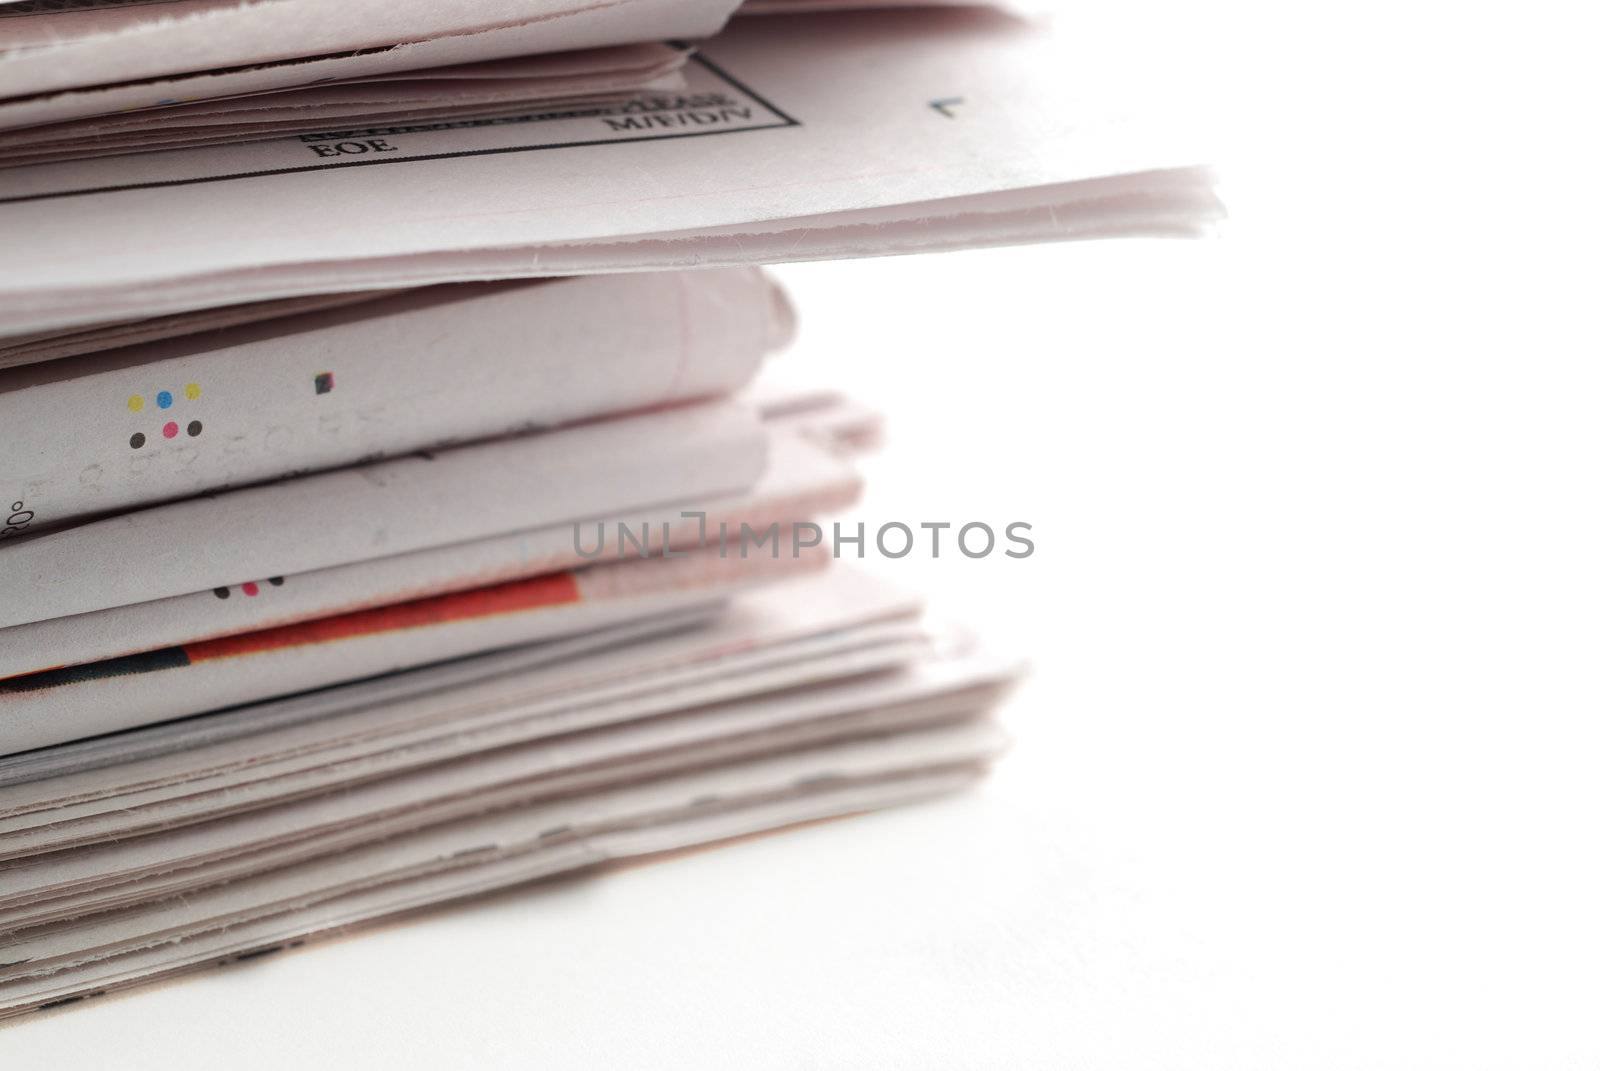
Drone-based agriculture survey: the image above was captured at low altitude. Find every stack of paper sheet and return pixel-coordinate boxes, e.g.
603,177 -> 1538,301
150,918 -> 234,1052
0,0 -> 1219,1017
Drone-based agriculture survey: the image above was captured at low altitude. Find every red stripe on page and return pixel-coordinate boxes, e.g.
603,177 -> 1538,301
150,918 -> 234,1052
182,571 -> 584,663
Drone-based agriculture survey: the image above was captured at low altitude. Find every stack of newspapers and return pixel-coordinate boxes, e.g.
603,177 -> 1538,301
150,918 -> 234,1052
0,1 -> 1220,1015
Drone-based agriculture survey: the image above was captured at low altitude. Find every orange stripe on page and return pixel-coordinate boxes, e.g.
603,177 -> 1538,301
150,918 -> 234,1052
183,570 -> 583,663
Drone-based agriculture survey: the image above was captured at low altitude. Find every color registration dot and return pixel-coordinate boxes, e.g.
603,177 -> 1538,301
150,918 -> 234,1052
241,581 -> 260,597
162,421 -> 179,439
156,390 -> 173,409
185,382 -> 201,400
314,372 -> 335,395
127,395 -> 144,412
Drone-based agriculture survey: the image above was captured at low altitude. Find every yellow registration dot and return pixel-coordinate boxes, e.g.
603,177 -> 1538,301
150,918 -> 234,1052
185,382 -> 201,400
127,395 -> 144,412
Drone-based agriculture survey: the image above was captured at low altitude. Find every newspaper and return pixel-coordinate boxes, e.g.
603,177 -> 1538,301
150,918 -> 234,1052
1,398 -> 767,626
0,564 -> 1016,1016
0,268 -> 787,530
0,723 -> 1003,1017
0,9 -> 1220,334
0,629 -> 1002,922
0,538 -> 833,754
0,423 -> 860,679
0,566 -> 923,807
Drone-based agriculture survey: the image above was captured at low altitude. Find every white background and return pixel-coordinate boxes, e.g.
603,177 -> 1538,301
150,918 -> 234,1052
6,1 -> 1600,1066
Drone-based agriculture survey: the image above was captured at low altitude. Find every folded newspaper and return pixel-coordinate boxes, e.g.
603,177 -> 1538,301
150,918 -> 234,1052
0,0 -> 1218,1018
0,6 -> 1219,333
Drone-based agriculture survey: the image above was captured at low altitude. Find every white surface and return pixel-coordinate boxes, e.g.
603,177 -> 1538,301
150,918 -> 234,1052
5,3 -> 1599,1066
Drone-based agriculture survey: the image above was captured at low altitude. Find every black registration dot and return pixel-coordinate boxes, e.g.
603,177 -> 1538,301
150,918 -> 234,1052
213,587 -> 230,599
129,432 -> 146,449
187,420 -> 203,437
268,576 -> 285,586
